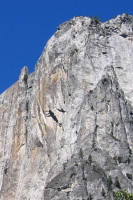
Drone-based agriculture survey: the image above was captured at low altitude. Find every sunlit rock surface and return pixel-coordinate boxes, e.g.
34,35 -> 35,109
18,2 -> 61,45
1,13 -> 133,199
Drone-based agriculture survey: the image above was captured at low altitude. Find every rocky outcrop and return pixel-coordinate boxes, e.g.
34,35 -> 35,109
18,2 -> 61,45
1,13 -> 133,199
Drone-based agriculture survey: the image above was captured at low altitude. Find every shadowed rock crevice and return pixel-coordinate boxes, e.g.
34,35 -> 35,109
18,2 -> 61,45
47,110 -> 59,123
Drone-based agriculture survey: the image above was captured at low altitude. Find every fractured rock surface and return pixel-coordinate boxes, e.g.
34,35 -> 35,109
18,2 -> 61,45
1,13 -> 133,199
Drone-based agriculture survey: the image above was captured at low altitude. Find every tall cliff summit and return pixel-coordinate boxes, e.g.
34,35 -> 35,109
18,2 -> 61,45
1,13 -> 133,199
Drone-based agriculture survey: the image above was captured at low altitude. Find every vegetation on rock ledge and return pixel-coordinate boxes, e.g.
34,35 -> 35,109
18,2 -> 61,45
114,190 -> 133,200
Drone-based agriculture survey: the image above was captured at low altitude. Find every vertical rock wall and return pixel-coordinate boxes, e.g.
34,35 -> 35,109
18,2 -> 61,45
0,13 -> 133,199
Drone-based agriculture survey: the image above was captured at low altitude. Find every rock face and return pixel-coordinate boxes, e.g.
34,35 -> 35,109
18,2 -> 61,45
1,13 -> 133,199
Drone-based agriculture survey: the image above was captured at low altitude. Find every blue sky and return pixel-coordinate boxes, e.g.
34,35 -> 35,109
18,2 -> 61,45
0,0 -> 133,93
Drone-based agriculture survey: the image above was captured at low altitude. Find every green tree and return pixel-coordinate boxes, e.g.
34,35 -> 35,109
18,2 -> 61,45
115,176 -> 121,189
107,176 -> 113,191
115,190 -> 133,200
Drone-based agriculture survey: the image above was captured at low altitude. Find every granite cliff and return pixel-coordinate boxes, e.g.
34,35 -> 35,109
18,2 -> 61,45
1,13 -> 133,199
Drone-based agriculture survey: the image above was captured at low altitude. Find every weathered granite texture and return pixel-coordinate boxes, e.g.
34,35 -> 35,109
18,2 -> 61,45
1,13 -> 133,199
